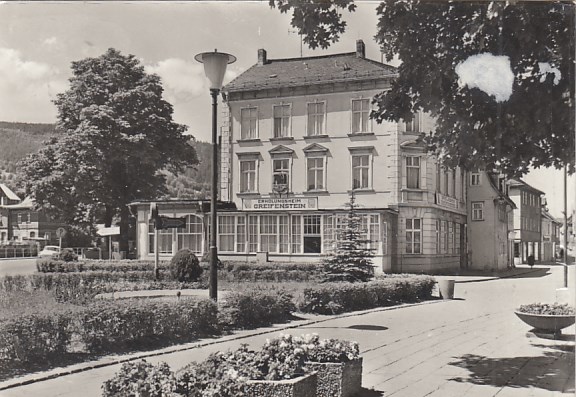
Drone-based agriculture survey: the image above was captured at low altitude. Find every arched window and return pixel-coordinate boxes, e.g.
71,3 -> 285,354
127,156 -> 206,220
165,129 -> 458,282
177,215 -> 204,254
29,232 -> 36,239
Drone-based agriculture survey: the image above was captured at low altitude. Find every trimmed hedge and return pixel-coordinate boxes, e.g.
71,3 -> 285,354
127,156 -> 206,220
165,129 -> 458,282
78,299 -> 219,353
1,273 -> 205,303
0,287 -> 297,366
36,259 -> 171,273
298,276 -> 436,314
219,287 -> 296,329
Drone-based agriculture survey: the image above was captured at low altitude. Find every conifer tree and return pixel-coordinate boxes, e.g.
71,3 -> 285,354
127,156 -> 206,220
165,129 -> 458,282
323,193 -> 375,282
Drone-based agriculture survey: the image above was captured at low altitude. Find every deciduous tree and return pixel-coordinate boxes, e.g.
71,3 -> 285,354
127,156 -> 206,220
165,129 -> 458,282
270,0 -> 575,176
19,48 -> 198,251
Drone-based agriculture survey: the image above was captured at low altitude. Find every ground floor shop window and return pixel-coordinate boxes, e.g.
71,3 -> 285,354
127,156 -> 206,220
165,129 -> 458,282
303,215 -> 321,253
148,220 -> 173,254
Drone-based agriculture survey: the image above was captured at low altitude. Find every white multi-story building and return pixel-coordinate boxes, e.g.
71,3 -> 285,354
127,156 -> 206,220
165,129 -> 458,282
132,40 -> 468,274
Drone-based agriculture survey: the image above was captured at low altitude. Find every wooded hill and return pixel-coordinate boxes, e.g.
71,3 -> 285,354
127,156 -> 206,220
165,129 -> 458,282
0,121 -> 212,200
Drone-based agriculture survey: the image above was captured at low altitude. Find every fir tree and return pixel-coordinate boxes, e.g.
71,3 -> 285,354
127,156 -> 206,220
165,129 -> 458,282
323,193 -> 375,282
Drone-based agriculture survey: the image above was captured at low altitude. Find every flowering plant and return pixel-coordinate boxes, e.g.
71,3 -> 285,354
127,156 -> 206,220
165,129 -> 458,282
263,333 -> 360,365
259,333 -> 308,380
517,302 -> 575,316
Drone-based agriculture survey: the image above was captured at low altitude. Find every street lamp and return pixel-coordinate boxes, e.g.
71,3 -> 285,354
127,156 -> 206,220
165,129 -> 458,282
195,49 -> 236,301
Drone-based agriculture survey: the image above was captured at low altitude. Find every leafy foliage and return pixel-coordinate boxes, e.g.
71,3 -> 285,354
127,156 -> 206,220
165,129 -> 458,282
170,249 -> 203,282
298,276 -> 436,314
323,193 -> 374,282
269,0 -> 356,50
517,302 -> 575,316
270,0 -> 575,176
18,49 -> 198,251
102,360 -> 177,397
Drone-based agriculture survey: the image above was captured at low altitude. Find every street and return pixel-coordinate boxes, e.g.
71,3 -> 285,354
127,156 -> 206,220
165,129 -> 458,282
0,265 -> 573,396
0,258 -> 37,277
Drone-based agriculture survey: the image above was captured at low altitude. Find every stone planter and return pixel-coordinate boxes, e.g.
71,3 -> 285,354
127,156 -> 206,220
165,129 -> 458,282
514,311 -> 575,335
306,358 -> 363,397
245,372 -> 317,397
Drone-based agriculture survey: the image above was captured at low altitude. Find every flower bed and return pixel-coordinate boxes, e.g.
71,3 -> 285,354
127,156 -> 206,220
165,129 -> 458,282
103,334 -> 360,397
517,302 -> 575,316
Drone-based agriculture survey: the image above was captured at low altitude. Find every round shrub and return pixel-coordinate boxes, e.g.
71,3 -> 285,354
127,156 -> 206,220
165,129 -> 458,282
170,249 -> 203,282
57,248 -> 78,262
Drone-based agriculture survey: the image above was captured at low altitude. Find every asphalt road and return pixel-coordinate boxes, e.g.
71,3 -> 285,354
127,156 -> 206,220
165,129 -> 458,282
1,265 -> 573,396
0,257 -> 38,276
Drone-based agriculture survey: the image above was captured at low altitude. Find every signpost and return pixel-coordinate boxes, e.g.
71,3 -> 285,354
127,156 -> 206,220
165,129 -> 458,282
56,227 -> 66,251
149,202 -> 187,279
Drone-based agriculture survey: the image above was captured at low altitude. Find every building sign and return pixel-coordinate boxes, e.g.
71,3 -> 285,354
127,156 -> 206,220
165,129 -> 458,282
242,197 -> 318,211
435,193 -> 458,210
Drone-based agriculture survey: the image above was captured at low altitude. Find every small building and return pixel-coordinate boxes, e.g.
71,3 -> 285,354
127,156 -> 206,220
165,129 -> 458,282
507,179 -> 544,264
0,196 -> 64,246
467,171 -> 516,271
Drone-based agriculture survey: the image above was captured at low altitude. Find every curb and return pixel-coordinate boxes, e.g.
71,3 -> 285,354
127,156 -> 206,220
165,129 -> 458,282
445,267 -> 547,284
0,300 -> 444,391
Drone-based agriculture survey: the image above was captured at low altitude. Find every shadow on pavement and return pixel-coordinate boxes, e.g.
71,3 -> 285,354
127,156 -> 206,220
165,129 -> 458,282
447,352 -> 574,392
506,267 -> 551,279
357,387 -> 384,396
301,324 -> 389,331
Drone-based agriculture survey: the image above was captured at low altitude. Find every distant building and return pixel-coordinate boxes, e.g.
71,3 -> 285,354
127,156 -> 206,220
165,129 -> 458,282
507,179 -> 544,264
541,208 -> 561,262
0,195 -> 64,245
467,171 -> 516,271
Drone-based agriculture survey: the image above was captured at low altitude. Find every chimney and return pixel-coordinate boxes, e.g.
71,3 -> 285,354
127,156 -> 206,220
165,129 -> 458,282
258,49 -> 267,65
356,40 -> 365,58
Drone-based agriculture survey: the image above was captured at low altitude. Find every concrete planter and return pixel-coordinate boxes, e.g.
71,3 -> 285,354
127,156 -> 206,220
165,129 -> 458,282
245,372 -> 317,397
305,358 -> 363,397
514,311 -> 575,335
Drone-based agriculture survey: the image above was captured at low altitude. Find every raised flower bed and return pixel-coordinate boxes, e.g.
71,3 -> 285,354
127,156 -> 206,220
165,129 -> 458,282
264,333 -> 363,397
103,334 -> 363,397
515,303 -> 575,335
246,372 -> 318,397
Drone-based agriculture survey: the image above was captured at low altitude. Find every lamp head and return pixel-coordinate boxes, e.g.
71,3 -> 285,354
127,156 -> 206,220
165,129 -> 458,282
195,50 -> 236,90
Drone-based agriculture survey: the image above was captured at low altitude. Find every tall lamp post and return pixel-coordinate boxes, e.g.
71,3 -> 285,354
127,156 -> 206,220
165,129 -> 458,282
195,49 -> 236,301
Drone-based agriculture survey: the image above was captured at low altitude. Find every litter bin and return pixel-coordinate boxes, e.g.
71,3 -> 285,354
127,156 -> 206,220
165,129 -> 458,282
438,279 -> 455,299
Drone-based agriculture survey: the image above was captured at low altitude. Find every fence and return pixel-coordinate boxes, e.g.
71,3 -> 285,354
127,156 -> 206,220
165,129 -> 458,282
0,245 -> 39,259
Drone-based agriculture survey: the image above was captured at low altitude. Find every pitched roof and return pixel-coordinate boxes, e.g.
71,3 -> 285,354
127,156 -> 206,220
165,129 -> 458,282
0,184 -> 20,201
224,52 -> 397,93
507,178 -> 545,195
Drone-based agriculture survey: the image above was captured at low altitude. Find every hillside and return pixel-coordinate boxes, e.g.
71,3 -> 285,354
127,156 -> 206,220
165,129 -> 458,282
0,121 -> 212,200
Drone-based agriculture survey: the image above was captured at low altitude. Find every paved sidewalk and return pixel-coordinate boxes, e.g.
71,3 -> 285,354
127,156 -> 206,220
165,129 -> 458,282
1,265 -> 573,396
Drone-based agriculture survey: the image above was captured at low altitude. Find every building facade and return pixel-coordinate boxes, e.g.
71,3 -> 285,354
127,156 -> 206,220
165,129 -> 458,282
507,179 -> 544,264
0,196 -> 63,245
541,209 -> 561,262
131,41 -> 470,274
466,171 -> 516,271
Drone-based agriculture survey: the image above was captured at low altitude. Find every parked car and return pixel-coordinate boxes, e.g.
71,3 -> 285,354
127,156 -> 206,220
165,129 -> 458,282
38,245 -> 60,257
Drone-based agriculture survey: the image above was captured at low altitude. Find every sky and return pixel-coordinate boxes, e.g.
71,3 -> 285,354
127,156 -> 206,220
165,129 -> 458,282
0,1 -> 573,218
